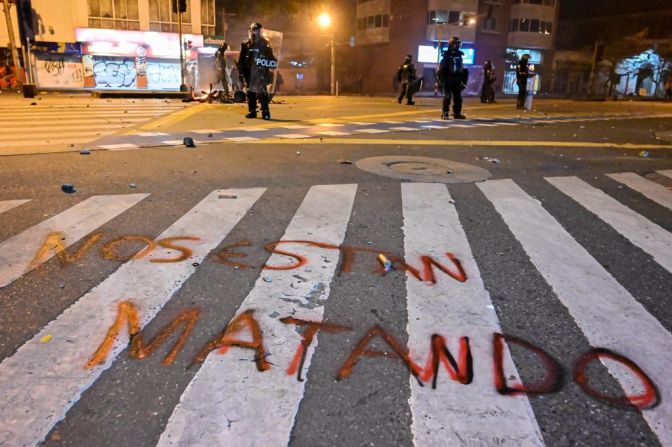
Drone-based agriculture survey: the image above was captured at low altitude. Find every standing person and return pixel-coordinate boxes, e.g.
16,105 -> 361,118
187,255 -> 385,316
215,43 -> 230,99
665,77 -> 672,100
437,37 -> 468,119
480,60 -> 497,103
516,54 -> 533,110
237,22 -> 277,120
397,54 -> 417,105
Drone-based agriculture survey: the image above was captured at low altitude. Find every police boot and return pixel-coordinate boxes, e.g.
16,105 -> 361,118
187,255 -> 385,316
441,112 -> 450,120
245,112 -> 257,119
454,114 -> 467,119
262,110 -> 271,120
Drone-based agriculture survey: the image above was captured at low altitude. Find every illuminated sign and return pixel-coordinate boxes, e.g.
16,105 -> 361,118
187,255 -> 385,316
76,28 -> 203,58
417,45 -> 475,64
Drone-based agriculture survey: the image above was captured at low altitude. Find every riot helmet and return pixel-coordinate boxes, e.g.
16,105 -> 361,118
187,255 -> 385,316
521,54 -> 530,62
404,54 -> 412,64
249,23 -> 263,42
448,36 -> 461,51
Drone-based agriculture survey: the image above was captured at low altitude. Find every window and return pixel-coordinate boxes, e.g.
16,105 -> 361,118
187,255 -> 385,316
540,21 -> 553,34
366,15 -> 374,28
529,0 -> 542,4
448,11 -> 460,24
88,0 -> 139,30
519,18 -> 529,32
375,15 -> 382,27
383,15 -> 389,27
530,19 -> 540,32
510,19 -> 518,31
359,14 -> 390,30
200,0 -> 215,36
149,0 -> 192,33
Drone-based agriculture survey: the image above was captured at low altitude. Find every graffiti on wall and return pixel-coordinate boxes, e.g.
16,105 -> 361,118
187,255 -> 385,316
147,62 -> 181,90
35,55 -> 85,88
92,57 -> 137,89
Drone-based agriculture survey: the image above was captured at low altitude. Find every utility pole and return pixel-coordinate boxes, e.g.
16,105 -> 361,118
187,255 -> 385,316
2,0 -> 23,84
174,0 -> 187,91
330,33 -> 335,95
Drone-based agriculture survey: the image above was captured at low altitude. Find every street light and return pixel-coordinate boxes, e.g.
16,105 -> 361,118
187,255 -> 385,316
317,12 -> 336,96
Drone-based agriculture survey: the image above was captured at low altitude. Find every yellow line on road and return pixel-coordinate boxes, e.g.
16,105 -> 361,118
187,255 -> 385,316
137,103 -> 209,131
242,138 -> 672,150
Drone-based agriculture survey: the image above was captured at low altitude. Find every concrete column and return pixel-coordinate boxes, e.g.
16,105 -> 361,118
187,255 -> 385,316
191,0 -> 201,35
138,0 -> 150,31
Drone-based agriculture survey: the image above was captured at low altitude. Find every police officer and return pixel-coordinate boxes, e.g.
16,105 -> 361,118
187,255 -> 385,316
516,54 -> 533,110
437,37 -> 468,119
237,23 -> 277,120
215,42 -> 230,99
480,60 -> 496,104
397,54 -> 417,105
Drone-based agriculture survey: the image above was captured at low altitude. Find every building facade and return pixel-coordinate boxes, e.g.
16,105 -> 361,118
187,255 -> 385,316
353,0 -> 559,95
1,0 -> 218,90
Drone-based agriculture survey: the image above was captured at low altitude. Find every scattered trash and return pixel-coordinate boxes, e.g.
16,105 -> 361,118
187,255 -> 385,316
338,160 -> 353,165
129,183 -> 137,188
192,262 -> 200,267
207,133 -> 213,137
40,335 -> 53,344
80,149 -> 91,155
263,276 -> 273,283
573,134 -> 578,139
580,125 -> 585,129
218,194 -> 238,199
377,254 -> 393,272
639,150 -> 650,158
30,102 -> 37,106
296,151 -> 301,156
61,184 -> 77,194
479,156 -> 501,164
183,137 -> 196,148
449,199 -> 456,204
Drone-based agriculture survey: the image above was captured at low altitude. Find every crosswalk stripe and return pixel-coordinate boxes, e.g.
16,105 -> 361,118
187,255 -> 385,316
402,183 -> 544,446
98,143 -> 140,150
0,117 -> 149,126
356,129 -> 389,134
0,194 -> 148,289
0,124 -> 129,134
0,130 -> 118,142
320,131 -> 350,136
657,170 -> 672,179
276,133 -> 311,139
158,184 -> 357,447
0,188 -> 265,447
0,199 -> 30,216
606,172 -> 672,211
0,137 -> 114,149
479,179 -> 672,446
389,126 -> 417,131
547,176 -> 672,274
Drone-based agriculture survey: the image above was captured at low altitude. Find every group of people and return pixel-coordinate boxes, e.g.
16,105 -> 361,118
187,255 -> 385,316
396,36 -> 537,118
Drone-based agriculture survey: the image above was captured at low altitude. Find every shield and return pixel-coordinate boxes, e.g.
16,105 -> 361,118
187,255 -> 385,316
406,77 -> 424,96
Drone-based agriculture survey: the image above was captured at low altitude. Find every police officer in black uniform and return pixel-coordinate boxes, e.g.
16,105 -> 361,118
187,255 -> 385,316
215,42 -> 230,99
437,37 -> 468,119
516,54 -> 533,110
397,54 -> 417,105
480,60 -> 496,103
237,23 -> 277,120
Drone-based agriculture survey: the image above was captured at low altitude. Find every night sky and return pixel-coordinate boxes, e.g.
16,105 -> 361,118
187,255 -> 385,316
559,0 -> 671,20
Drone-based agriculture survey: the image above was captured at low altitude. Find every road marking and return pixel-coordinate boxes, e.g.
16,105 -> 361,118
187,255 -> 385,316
280,125 -> 310,129
138,103 -> 206,130
607,172 -> 672,211
0,188 -> 265,447
316,123 -> 344,127
479,179 -> 672,446
348,121 -> 372,125
158,184 -> 357,447
0,124 -> 129,134
402,183 -> 544,446
239,127 -> 269,132
248,138 -> 672,150
0,136 -> 118,149
191,129 -> 220,135
421,125 -> 449,129
547,176 -> 672,274
161,140 -> 186,146
276,133 -> 311,139
226,136 -> 260,142
657,170 -> 672,179
451,124 -> 475,128
0,200 -> 30,216
134,132 -> 170,137
389,127 -> 417,131
0,194 -> 148,289
320,131 -> 351,136
98,143 -> 140,150
355,128 -> 389,134
381,120 -> 402,124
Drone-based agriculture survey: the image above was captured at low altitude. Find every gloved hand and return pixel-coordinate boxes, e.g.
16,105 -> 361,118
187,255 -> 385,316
460,83 -> 467,91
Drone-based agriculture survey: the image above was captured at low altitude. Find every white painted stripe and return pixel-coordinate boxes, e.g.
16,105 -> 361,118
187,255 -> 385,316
0,194 -> 148,289
159,184 -> 357,447
472,123 -> 499,127
381,120 -> 402,124
607,172 -> 672,211
226,136 -> 260,142
98,143 -> 140,150
280,125 -> 310,129
0,200 -> 30,216
0,137 -> 109,149
191,129 -> 220,135
134,132 -> 170,137
547,176 -> 672,274
320,131 -> 351,136
389,127 -> 418,131
0,189 -> 265,447
412,120 -> 433,123
239,127 -> 269,132
356,128 -> 389,134
316,123 -> 344,127
479,179 -> 672,446
0,117 -> 149,126
657,170 -> 672,179
403,183 -> 544,446
421,125 -> 448,129
494,122 -> 520,126
348,121 -> 372,125
161,140 -> 186,146
276,133 -> 311,139
451,124 -> 474,128
0,130 -> 117,142
1,111 -> 168,118
0,124 -> 128,134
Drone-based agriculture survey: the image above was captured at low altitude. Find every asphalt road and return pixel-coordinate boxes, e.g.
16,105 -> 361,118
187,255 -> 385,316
0,94 -> 671,447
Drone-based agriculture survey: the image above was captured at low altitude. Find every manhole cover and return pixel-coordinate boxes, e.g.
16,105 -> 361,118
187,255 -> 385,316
355,156 -> 492,183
